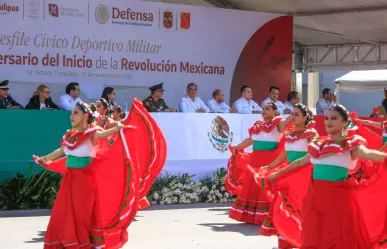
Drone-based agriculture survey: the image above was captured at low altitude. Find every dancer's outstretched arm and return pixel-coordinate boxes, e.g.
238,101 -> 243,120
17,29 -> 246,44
278,114 -> 293,132
352,145 -> 387,162
354,119 -> 381,129
36,147 -> 65,163
91,123 -> 136,144
265,152 -> 287,170
233,136 -> 253,150
268,154 -> 310,181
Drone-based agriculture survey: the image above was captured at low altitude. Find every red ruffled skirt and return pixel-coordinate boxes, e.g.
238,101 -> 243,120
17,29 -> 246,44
126,98 -> 167,210
229,144 -> 284,225
302,179 -> 372,249
271,165 -> 312,247
248,158 -> 310,245
224,145 -> 247,196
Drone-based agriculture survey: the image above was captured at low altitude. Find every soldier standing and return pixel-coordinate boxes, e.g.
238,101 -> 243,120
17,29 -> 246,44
143,83 -> 176,112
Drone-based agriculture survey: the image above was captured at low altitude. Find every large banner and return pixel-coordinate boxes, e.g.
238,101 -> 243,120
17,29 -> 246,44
0,0 -> 292,107
152,112 -> 243,160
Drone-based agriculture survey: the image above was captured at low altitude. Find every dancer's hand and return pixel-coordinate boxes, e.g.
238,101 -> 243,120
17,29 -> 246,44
261,166 -> 272,171
268,172 -> 278,181
115,122 -> 123,131
231,146 -> 239,154
115,123 -> 137,131
34,155 -> 47,164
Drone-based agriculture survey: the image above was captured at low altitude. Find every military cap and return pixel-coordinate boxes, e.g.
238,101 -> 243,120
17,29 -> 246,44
149,83 -> 165,92
0,80 -> 9,90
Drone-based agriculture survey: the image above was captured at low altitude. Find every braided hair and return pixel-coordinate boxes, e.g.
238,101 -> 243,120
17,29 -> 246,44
329,103 -> 357,133
294,103 -> 315,128
76,102 -> 96,124
110,105 -> 125,119
98,98 -> 109,109
264,101 -> 280,116
97,98 -> 111,117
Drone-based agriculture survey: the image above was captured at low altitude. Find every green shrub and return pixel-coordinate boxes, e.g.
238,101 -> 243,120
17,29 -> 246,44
0,168 -> 235,210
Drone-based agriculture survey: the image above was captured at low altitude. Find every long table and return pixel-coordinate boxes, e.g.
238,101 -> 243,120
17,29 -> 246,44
0,111 -> 384,182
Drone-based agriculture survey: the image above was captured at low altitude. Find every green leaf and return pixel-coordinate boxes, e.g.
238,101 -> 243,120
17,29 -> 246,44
31,194 -> 40,201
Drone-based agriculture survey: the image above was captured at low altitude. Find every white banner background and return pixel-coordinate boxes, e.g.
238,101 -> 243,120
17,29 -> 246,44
0,0 -> 281,108
153,113 -> 242,160
152,113 -> 260,178
152,113 -> 290,178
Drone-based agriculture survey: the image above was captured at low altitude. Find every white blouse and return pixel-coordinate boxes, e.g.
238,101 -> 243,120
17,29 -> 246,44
251,128 -> 282,143
310,151 -> 355,170
63,139 -> 96,158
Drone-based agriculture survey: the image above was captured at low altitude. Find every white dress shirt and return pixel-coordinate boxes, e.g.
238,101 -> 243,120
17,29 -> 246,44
284,101 -> 294,111
59,94 -> 82,111
232,97 -> 262,114
180,95 -> 210,113
207,99 -> 231,113
261,97 -> 286,114
316,98 -> 333,115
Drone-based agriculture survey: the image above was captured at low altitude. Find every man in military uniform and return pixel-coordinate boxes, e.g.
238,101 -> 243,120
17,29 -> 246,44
143,83 -> 176,112
0,80 -> 23,109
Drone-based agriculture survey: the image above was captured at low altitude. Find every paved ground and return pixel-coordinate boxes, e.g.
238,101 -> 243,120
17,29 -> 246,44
0,203 -> 278,249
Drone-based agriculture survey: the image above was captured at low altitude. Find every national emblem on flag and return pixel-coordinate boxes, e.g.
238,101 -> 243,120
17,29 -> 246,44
180,12 -> 190,30
163,11 -> 173,29
48,4 -> 59,17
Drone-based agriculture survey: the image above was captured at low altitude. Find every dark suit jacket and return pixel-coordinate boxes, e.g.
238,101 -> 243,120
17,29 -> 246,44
25,95 -> 60,110
143,95 -> 169,112
0,95 -> 24,109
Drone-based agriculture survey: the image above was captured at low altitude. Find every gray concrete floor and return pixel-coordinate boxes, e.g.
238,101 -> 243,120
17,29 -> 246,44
0,203 -> 279,249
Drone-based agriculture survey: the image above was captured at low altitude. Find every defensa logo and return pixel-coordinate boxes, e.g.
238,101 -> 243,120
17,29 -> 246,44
0,4 -> 19,12
112,7 -> 154,27
95,4 -> 109,24
112,8 -> 153,21
95,6 -> 153,26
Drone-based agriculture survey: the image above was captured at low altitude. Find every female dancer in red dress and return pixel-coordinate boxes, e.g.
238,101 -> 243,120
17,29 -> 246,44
249,103 -> 317,249
96,98 -> 116,129
111,105 -> 126,122
88,103 -> 100,123
95,98 -> 120,146
268,104 -> 387,249
33,101 -> 139,249
228,102 -> 291,224
33,98 -> 167,248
